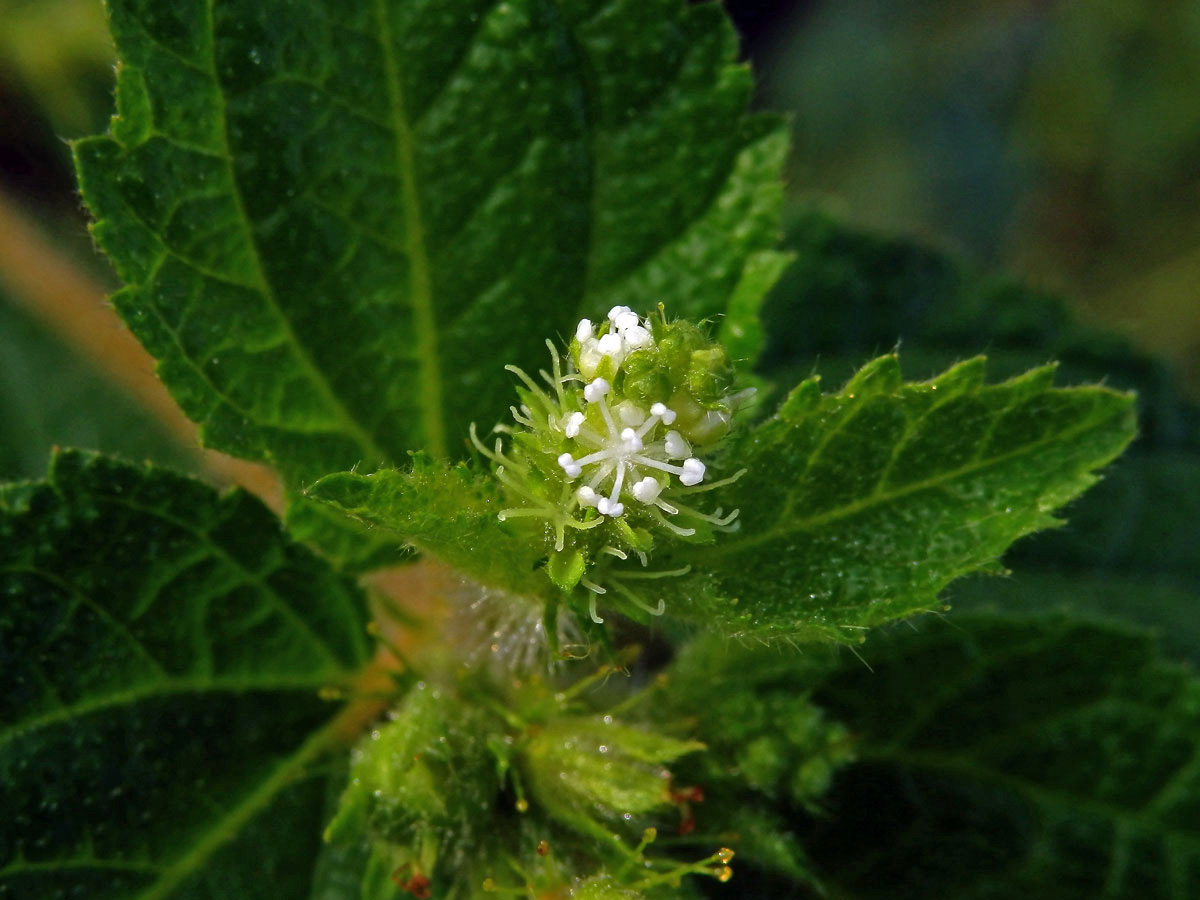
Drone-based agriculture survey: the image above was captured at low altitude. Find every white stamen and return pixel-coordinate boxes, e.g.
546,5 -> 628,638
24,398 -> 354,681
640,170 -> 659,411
558,453 -> 582,478
564,411 -> 585,438
631,477 -> 663,503
596,498 -> 625,517
576,485 -> 598,507
664,430 -> 689,458
654,404 -> 677,425
583,378 -> 610,403
613,310 -> 640,333
679,458 -> 706,486
597,332 -> 624,358
620,427 -> 644,452
622,324 -> 651,347
575,318 -> 594,341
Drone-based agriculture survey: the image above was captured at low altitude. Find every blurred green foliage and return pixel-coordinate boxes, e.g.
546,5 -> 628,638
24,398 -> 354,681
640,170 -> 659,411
766,0 -> 1200,392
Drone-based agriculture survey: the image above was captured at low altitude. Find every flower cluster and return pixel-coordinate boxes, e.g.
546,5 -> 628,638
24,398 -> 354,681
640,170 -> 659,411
472,306 -> 747,623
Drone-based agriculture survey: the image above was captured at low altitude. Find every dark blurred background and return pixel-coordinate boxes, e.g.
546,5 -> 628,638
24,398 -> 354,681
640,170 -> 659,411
2,0 -> 1199,479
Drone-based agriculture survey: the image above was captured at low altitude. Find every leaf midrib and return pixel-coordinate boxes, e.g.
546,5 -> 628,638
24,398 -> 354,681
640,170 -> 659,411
701,395 -> 1130,561
373,0 -> 446,458
0,676 -> 346,752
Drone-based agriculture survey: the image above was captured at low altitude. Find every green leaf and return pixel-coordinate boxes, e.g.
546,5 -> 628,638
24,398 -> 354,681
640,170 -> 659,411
284,490 -> 414,575
762,209 -> 1200,659
661,355 -> 1136,643
306,454 -> 546,597
0,450 -> 370,899
74,0 -> 787,485
801,613 -> 1200,899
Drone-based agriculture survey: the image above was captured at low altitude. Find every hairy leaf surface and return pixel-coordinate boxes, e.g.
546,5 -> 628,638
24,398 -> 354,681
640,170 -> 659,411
74,0 -> 786,485
0,451 -> 370,899
803,614 -> 1200,899
661,355 -> 1137,643
763,209 -> 1200,658
306,454 -> 546,596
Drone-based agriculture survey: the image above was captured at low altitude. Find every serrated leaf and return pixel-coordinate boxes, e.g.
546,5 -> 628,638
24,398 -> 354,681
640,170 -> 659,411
283,490 -> 414,575
74,0 -> 787,486
801,613 -> 1200,899
762,209 -> 1200,660
306,455 -> 546,597
660,355 -> 1136,643
0,450 -> 370,899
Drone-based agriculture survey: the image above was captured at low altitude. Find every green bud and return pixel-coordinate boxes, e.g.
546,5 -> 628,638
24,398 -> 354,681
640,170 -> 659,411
326,686 -> 500,874
521,715 -> 703,838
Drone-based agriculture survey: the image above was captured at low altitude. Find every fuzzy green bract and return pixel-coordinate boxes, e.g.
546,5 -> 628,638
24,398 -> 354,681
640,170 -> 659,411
73,0 -> 787,488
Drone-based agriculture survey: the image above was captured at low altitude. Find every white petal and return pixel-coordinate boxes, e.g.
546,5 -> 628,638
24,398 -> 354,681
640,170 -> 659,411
575,318 -> 594,341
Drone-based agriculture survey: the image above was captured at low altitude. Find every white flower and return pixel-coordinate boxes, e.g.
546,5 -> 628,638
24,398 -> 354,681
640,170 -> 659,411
557,374 -> 709,520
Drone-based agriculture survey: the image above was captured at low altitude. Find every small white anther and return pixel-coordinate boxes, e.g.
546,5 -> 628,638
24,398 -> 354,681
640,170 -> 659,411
622,324 -> 651,348
583,378 -> 610,402
596,498 -> 624,517
564,411 -> 585,438
620,427 -> 644,451
576,486 -> 598,507
631,477 -> 663,503
575,318 -> 594,341
659,406 -> 678,425
558,453 -> 582,478
679,458 -> 706,486
607,305 -> 633,323
596,332 -> 624,357
664,430 -> 689,458
613,311 -> 641,333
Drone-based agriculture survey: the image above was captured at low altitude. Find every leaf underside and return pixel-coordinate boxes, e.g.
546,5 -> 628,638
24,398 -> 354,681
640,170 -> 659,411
804,613 -> 1200,900
74,0 -> 788,487
0,451 -> 370,899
